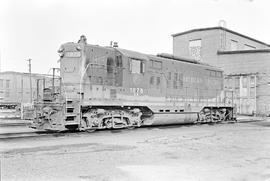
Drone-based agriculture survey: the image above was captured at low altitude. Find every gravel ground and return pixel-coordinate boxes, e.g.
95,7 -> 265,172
1,121 -> 270,181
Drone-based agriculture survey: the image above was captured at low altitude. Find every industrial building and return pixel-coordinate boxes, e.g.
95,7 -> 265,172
0,71 -> 57,107
172,26 -> 270,115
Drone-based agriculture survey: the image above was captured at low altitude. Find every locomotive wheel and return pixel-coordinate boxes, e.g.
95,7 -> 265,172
80,117 -> 88,129
203,114 -> 212,123
82,108 -> 143,130
104,118 -> 113,129
200,108 -> 226,124
124,117 -> 133,129
80,115 -> 99,132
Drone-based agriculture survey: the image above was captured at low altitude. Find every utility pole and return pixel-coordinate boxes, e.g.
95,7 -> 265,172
21,76 -> 23,102
52,68 -> 56,95
27,59 -> 32,103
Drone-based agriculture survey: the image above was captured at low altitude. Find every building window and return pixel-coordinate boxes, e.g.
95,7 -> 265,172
174,73 -> 178,81
216,71 -> 222,77
225,77 -> 232,89
250,76 -> 256,87
0,79 -> 3,88
6,80 -> 10,88
209,70 -> 216,77
173,73 -> 178,89
5,91 -> 10,97
184,76 -> 191,83
150,76 -> 155,85
240,76 -> 248,97
242,76 -> 248,88
156,77 -> 161,86
230,40 -> 238,51
168,72 -> 172,80
178,73 -> 183,89
250,87 -> 255,98
189,39 -> 201,61
235,87 -> 240,98
235,77 -> 240,88
130,59 -> 145,74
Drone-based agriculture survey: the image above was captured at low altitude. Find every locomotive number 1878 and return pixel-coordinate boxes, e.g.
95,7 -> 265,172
130,88 -> 144,96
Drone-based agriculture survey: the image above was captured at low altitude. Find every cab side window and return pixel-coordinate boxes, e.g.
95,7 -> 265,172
107,57 -> 114,73
130,58 -> 145,74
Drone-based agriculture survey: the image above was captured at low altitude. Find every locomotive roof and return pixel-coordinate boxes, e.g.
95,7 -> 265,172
148,54 -> 221,71
115,47 -> 221,72
116,48 -> 149,60
61,42 -> 222,72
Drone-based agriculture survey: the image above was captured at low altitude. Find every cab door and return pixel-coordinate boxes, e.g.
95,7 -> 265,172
115,55 -> 123,86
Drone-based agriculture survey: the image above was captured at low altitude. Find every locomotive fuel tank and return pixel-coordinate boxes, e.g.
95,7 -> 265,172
144,113 -> 198,125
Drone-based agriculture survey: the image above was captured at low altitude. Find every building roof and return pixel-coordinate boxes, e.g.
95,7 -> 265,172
0,71 -> 54,77
217,49 -> 270,55
171,27 -> 270,47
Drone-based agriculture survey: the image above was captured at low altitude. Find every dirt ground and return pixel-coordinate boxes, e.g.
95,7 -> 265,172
1,121 -> 270,181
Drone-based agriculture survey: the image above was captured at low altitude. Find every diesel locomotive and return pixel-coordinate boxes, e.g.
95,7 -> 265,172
32,36 -> 235,131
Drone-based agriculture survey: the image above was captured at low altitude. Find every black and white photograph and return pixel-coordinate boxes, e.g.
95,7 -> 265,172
1,0 -> 270,180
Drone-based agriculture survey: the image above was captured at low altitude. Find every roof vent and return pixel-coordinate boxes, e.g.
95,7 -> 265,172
113,42 -> 118,47
218,20 -> 227,28
78,35 -> 87,44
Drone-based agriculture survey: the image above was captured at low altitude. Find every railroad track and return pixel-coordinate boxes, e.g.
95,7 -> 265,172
0,128 -> 128,140
0,131 -> 65,140
0,125 -> 158,140
0,121 -> 241,141
0,128 -> 99,140
0,123 -> 31,127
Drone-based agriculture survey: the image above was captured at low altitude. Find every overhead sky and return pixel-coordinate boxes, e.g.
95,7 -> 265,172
0,0 -> 269,74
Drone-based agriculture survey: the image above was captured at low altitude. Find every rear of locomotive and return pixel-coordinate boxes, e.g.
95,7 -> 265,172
196,74 -> 236,123
142,54 -> 236,125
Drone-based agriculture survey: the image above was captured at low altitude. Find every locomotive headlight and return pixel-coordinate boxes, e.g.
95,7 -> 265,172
58,52 -> 64,58
58,47 -> 64,53
76,46 -> 81,51
58,47 -> 64,57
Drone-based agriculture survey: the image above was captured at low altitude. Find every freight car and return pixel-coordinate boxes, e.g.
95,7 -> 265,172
32,36 -> 235,131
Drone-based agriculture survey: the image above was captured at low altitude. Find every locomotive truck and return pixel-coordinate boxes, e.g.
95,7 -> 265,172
31,35 -> 235,131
